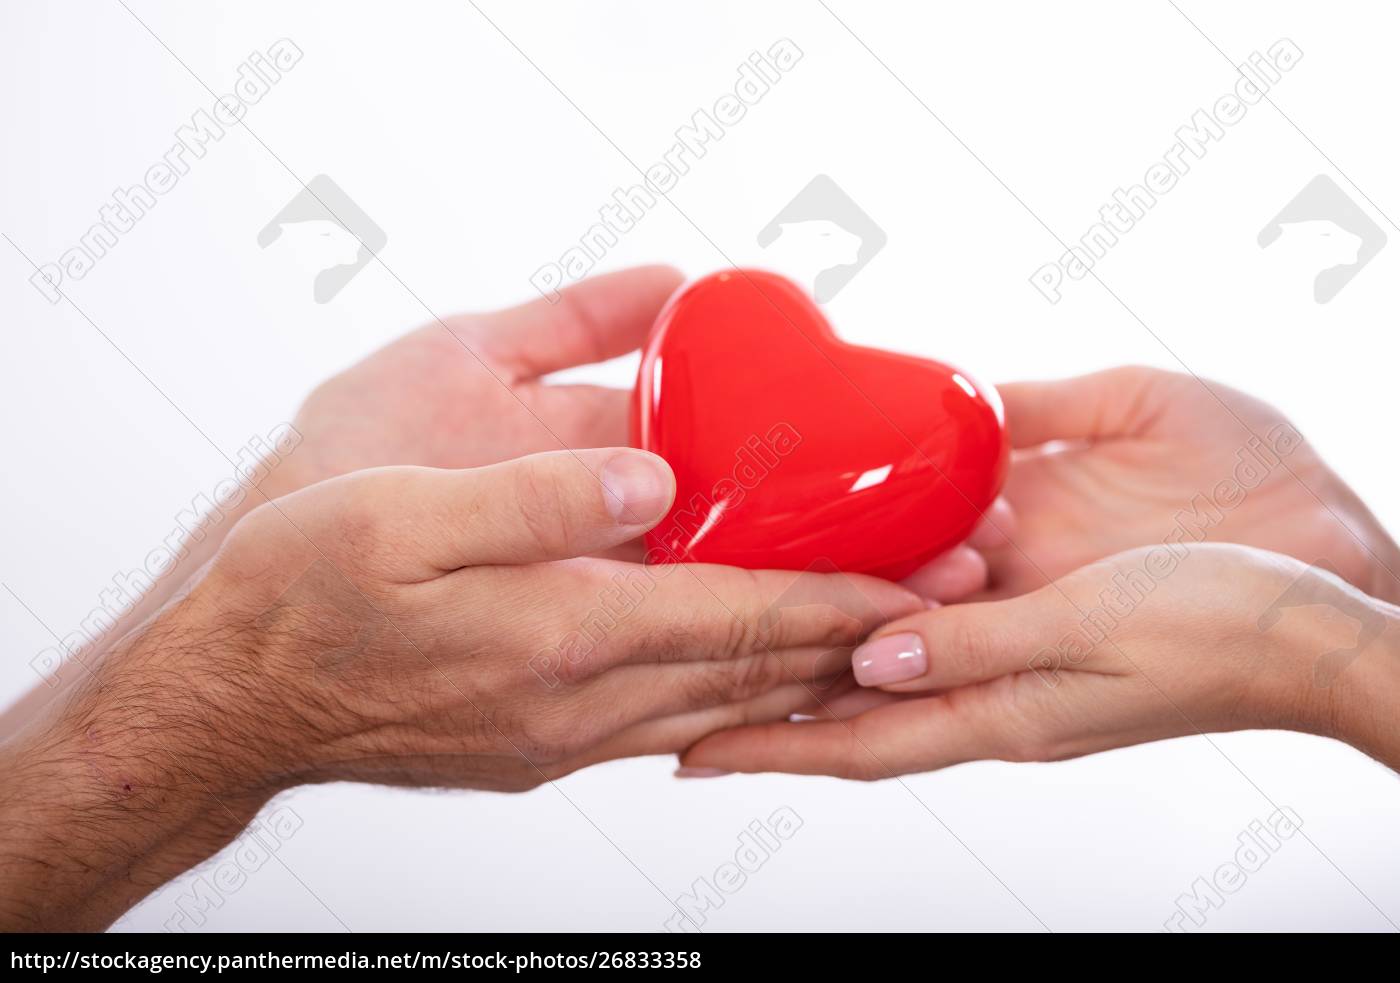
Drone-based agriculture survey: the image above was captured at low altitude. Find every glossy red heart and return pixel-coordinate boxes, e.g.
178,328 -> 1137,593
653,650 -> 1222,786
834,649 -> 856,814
630,269 -> 1008,581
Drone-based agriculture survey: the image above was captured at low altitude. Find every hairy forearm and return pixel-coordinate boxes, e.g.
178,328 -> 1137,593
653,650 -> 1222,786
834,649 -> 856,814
0,456 -> 314,743
0,592 -> 274,931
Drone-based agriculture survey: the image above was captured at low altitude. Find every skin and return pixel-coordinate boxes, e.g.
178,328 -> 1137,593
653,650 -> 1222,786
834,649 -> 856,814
0,449 -> 923,930
3,265 -> 985,736
683,368 -> 1400,778
0,266 -> 696,730
980,366 -> 1400,603
683,544 -> 1400,777
9,285 -> 1393,925
0,266 -> 938,930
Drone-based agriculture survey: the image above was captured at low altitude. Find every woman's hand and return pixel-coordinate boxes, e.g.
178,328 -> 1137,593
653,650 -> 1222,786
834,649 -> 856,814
0,448 -> 922,929
972,366 -> 1400,603
680,543 -> 1400,779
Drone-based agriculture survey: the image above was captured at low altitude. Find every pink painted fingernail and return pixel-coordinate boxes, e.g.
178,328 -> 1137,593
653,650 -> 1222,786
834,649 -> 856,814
852,632 -> 927,687
674,767 -> 731,779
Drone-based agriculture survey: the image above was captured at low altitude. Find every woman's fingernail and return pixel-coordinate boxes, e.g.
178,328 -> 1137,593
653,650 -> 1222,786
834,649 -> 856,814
674,767 -> 731,779
852,632 -> 927,687
602,451 -> 674,525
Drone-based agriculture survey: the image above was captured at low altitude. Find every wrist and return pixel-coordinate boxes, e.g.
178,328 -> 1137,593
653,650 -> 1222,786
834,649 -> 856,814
1322,598 -> 1400,767
1364,539 -> 1400,607
0,587 -> 280,929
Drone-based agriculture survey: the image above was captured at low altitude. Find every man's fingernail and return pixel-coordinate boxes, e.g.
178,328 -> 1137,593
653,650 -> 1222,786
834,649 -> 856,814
602,451 -> 674,525
674,767 -> 731,779
852,632 -> 927,686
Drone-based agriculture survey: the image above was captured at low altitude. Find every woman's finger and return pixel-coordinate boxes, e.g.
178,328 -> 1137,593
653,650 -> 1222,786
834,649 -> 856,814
792,683 -> 908,721
850,587 -> 1075,692
548,676 -> 833,777
679,694 -> 1010,779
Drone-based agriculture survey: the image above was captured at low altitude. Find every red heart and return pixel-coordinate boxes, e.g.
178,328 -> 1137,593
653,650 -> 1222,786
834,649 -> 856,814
630,270 -> 1008,580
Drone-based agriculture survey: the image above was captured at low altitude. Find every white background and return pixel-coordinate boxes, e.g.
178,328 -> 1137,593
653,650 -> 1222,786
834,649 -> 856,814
2,0 -> 1398,932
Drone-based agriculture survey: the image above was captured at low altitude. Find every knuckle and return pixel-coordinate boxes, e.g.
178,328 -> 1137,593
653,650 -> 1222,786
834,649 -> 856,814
820,606 -> 865,647
324,472 -> 413,571
713,605 -> 756,659
513,710 -> 581,764
218,499 -> 326,584
725,570 -> 768,655
495,769 -> 547,794
548,631 -> 605,686
729,656 -> 785,702
987,701 -> 1061,764
947,616 -> 997,682
617,623 -> 693,667
1112,364 -> 1170,388
770,602 -> 860,650
681,658 -> 767,711
833,738 -> 884,782
680,667 -> 733,711
335,474 -> 393,540
512,464 -> 572,556
1003,734 -> 1054,764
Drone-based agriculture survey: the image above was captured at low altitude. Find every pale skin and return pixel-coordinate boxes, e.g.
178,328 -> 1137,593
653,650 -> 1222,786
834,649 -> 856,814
682,367 -> 1400,778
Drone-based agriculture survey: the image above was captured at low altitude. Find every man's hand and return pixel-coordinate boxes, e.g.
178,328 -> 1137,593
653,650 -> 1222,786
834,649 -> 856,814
680,544 -> 1400,779
0,267 -> 688,729
269,265 -> 685,499
0,448 -> 921,930
971,366 -> 1400,603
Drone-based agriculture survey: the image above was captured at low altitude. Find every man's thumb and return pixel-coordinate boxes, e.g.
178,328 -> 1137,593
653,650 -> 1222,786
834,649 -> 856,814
421,448 -> 675,568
